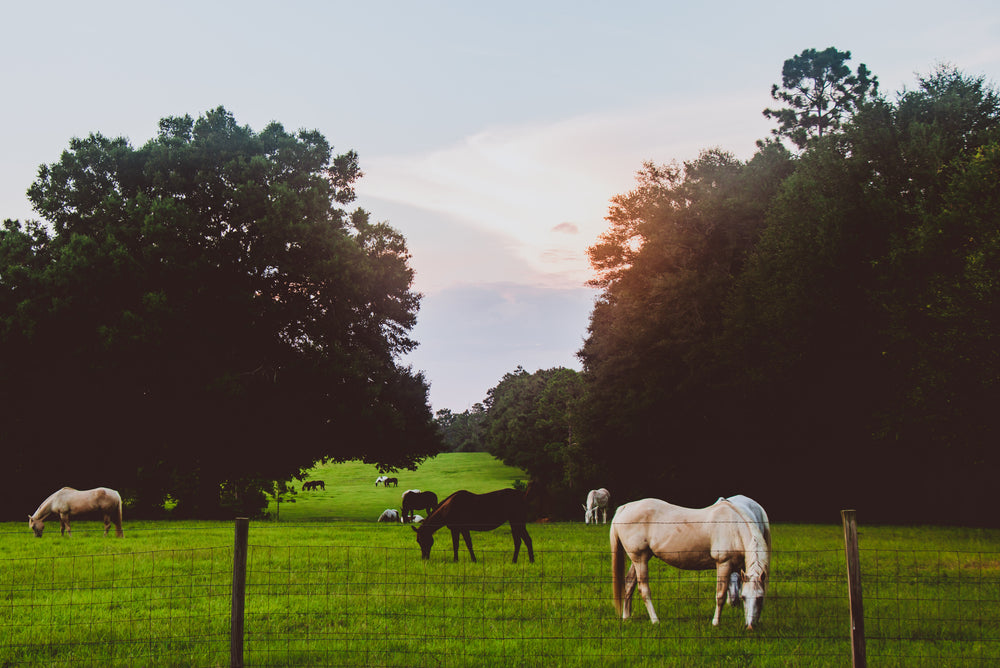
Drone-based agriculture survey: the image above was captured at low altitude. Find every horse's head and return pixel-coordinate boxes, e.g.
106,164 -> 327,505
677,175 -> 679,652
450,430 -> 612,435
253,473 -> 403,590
411,525 -> 433,559
739,569 -> 768,630
582,504 -> 592,524
28,515 -> 44,537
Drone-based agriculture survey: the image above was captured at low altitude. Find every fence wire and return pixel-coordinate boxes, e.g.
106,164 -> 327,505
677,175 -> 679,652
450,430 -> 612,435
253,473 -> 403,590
0,529 -> 998,667
862,548 -> 1000,666
0,547 -> 232,667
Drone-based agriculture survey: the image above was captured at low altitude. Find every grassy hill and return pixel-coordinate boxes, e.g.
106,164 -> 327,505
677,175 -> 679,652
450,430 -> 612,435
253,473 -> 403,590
267,452 -> 527,522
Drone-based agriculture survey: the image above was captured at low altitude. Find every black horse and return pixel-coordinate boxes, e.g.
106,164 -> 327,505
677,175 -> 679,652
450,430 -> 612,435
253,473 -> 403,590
302,480 -> 325,491
402,490 -> 438,523
412,489 -> 534,563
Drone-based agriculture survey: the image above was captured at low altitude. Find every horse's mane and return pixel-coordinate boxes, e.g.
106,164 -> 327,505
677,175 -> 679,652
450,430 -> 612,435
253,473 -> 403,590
418,491 -> 458,532
721,500 -> 770,579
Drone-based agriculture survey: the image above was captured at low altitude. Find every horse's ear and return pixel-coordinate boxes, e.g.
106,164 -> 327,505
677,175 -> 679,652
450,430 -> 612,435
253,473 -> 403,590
411,525 -> 418,533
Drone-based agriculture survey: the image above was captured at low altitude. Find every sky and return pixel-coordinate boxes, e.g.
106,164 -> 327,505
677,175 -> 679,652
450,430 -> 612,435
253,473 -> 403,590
3,1 -> 999,411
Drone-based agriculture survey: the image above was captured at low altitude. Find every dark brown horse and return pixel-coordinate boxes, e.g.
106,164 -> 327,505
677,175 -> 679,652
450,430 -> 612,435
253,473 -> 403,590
412,489 -> 534,563
401,490 -> 438,523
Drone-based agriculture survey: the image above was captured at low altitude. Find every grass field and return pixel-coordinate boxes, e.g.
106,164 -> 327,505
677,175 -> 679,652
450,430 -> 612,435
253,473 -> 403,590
265,452 -> 528,522
2,453 -> 999,667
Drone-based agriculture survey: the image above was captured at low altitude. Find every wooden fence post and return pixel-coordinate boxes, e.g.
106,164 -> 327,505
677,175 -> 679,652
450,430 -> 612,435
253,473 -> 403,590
842,510 -> 866,668
230,517 -> 250,668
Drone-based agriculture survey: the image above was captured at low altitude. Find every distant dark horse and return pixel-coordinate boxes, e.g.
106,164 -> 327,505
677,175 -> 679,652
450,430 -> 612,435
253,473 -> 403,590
302,480 -> 325,491
384,477 -> 398,487
402,490 -> 438,523
412,489 -> 534,563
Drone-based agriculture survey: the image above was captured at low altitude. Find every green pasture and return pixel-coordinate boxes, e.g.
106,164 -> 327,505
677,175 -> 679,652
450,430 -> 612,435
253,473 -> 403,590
266,452 -> 526,522
1,454 -> 999,667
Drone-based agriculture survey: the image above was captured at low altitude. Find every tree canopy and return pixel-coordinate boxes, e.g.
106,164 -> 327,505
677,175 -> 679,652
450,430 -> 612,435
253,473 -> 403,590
434,405 -> 488,453
575,62 -> 1000,525
479,366 -> 587,518
0,107 -> 440,517
763,47 -> 879,149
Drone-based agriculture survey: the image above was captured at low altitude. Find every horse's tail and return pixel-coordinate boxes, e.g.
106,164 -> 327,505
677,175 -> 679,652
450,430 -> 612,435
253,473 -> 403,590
113,490 -> 124,537
611,523 -> 626,617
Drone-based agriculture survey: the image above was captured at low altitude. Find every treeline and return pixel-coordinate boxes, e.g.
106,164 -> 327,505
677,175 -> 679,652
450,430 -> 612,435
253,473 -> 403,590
443,54 -> 1000,525
0,108 -> 439,518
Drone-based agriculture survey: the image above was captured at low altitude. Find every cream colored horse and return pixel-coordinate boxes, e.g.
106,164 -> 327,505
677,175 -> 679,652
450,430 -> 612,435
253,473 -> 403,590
610,497 -> 769,629
28,487 -> 124,537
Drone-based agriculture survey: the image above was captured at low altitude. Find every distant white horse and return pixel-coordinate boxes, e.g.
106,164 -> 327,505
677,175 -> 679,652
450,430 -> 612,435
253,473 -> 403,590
375,476 -> 388,487
377,509 -> 401,523
719,495 -> 771,607
584,488 -> 610,524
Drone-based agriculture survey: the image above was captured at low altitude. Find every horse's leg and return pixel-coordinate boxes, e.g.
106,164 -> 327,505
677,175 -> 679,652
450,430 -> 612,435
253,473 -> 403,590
450,528 -> 461,561
726,557 -> 744,608
103,512 -> 111,536
60,513 -> 71,537
461,530 -> 477,562
622,563 -> 637,619
514,524 -> 534,563
633,554 -> 659,623
713,562 -> 735,626
727,571 -> 741,607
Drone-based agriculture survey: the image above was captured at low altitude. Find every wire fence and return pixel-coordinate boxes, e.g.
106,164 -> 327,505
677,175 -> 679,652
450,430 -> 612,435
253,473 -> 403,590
862,548 -> 1000,666
1,546 -> 232,666
1,523 -> 998,667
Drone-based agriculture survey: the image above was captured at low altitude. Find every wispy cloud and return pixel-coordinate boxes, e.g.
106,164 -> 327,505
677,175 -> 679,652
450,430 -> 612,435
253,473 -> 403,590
357,95 -> 771,291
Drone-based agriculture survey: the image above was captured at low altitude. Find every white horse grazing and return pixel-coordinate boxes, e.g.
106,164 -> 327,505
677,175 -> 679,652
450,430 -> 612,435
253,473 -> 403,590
377,508 -> 401,523
719,495 -> 771,607
375,476 -> 388,487
610,497 -> 770,629
28,487 -> 124,537
583,488 -> 611,524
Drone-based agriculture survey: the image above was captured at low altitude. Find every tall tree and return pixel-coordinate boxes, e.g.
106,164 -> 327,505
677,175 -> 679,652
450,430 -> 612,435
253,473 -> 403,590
482,366 -> 586,517
578,146 -> 793,503
434,405 -> 487,452
764,47 -> 878,149
578,58 -> 1000,525
727,66 -> 1000,522
0,107 -> 440,517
